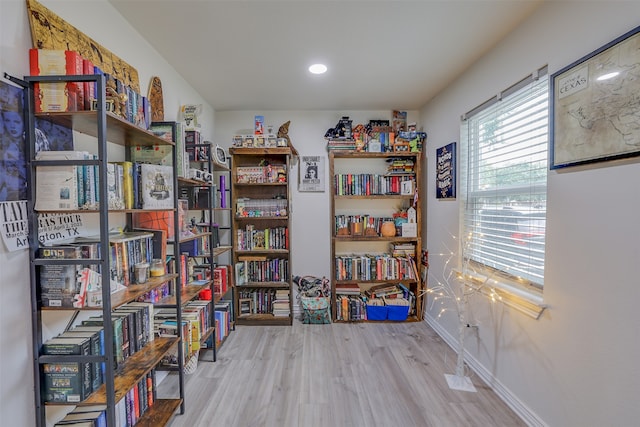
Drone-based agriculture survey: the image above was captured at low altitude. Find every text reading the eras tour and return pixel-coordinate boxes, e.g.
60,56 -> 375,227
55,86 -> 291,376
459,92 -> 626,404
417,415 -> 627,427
37,213 -> 84,243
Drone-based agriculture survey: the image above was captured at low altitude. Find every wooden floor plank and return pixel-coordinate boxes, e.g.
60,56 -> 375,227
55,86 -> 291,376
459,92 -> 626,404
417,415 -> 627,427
162,321 -> 525,427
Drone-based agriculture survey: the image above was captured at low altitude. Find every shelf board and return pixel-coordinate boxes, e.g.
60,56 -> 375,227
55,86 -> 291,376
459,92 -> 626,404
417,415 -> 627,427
330,150 -> 420,158
40,275 -> 179,311
334,194 -> 414,200
213,246 -> 233,256
235,314 -> 292,326
34,110 -> 174,147
233,182 -> 287,187
155,284 -> 208,306
177,177 -> 213,186
235,249 -> 289,255
178,231 -> 210,243
230,147 -> 292,156
236,281 -> 290,289
334,236 -> 419,242
134,398 -> 182,427
82,337 -> 179,405
234,216 -> 288,221
334,279 -> 419,285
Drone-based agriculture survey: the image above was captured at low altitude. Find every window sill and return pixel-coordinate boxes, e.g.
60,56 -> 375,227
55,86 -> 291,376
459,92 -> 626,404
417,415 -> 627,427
458,270 -> 547,320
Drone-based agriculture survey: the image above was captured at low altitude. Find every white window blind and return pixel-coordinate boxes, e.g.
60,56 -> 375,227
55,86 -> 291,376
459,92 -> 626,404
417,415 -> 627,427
460,66 -> 548,288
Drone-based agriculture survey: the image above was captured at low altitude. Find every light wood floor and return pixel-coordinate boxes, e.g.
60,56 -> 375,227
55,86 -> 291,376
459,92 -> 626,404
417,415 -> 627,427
163,321 -> 526,427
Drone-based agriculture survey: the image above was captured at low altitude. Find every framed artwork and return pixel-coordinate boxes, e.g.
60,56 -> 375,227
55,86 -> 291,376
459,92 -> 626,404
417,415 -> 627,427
436,142 -> 456,199
298,155 -> 325,192
149,121 -> 177,143
550,24 -> 640,169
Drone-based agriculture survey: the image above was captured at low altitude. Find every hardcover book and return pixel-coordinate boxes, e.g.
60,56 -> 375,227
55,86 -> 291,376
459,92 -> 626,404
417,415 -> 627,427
139,163 -> 174,209
29,49 -> 84,112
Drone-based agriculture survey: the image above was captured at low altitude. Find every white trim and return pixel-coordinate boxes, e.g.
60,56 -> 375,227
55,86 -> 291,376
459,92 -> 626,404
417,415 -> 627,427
425,315 -> 548,427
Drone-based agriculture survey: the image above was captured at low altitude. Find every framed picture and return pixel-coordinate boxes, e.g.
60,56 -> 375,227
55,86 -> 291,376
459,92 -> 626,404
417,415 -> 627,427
436,142 -> 456,199
239,298 -> 252,316
149,121 -> 177,143
298,155 -> 325,192
550,24 -> 640,169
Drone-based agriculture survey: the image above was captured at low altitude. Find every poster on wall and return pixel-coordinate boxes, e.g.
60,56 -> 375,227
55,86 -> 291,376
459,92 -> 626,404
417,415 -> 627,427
0,202 -> 89,252
298,155 -> 325,192
436,142 -> 456,199
0,80 -> 73,203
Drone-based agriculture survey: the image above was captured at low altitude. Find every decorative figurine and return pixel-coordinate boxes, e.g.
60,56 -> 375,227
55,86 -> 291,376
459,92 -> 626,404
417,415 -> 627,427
278,120 -> 291,146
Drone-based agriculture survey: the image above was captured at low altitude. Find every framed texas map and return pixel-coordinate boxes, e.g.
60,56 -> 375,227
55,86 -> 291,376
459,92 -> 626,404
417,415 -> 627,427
550,24 -> 640,169
25,0 -> 140,92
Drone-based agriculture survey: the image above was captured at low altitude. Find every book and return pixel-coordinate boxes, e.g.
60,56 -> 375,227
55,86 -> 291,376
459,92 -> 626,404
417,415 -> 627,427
82,58 -> 95,111
55,410 -> 106,427
59,330 -> 103,392
115,161 -> 134,209
139,163 -> 174,209
42,336 -> 92,403
29,49 -> 84,112
106,162 -> 125,210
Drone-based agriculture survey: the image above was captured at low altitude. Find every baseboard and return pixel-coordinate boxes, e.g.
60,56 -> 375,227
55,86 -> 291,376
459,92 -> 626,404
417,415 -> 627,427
424,315 -> 548,427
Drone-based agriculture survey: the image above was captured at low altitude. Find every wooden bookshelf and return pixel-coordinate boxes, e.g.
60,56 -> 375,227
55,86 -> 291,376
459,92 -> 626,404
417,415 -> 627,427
329,150 -> 424,322
231,147 -> 293,325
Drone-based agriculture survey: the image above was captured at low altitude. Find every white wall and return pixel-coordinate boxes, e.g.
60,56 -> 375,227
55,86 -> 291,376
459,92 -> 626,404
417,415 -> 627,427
422,2 -> 640,426
0,1 -> 214,425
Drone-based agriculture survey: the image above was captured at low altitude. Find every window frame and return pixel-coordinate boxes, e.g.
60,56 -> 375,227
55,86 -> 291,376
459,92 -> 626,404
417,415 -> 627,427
458,66 -> 549,318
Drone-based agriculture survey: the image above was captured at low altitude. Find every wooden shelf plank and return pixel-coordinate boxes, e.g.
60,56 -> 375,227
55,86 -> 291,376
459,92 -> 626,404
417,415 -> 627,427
82,337 -> 179,405
236,314 -> 291,326
155,284 -> 208,306
34,111 -> 174,147
236,281 -> 290,289
134,398 -> 182,427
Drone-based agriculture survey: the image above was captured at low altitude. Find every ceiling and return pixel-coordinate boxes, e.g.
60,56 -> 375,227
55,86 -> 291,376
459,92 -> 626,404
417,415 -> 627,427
109,0 -> 544,112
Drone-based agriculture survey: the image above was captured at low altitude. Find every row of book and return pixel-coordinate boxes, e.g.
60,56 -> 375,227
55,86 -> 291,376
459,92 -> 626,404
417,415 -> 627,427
386,158 -> 416,174
334,254 -> 419,281
41,301 -> 155,404
336,295 -> 368,321
214,301 -> 233,344
34,152 -> 175,211
236,197 -> 288,218
237,288 -> 290,317
38,232 -> 155,308
52,368 -> 154,427
234,258 -> 289,285
334,173 -> 416,196
236,225 -> 289,251
30,48 -> 151,131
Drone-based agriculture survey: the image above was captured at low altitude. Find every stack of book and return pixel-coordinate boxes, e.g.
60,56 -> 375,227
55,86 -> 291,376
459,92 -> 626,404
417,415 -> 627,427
272,289 -> 290,317
335,282 -> 361,296
326,139 -> 356,151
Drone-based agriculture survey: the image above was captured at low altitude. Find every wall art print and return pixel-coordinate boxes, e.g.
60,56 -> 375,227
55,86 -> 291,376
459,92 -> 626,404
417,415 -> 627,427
436,142 -> 456,199
551,24 -> 640,169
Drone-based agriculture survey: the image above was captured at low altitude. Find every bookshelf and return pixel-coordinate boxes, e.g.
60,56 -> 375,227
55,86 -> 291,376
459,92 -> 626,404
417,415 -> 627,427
176,140 -> 234,362
230,147 -> 293,326
329,150 -> 424,322
24,74 -> 183,427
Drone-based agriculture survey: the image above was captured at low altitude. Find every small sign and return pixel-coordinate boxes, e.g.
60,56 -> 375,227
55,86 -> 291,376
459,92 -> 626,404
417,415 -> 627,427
436,142 -> 456,199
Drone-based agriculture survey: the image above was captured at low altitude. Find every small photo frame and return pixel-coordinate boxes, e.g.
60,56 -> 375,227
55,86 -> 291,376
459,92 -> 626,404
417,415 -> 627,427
239,298 -> 252,316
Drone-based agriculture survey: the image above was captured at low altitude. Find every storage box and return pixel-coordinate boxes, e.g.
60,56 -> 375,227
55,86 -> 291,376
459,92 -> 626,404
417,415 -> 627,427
387,304 -> 410,321
366,305 -> 387,321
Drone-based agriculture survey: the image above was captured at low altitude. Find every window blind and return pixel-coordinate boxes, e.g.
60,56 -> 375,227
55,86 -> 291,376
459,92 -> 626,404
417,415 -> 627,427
460,66 -> 548,287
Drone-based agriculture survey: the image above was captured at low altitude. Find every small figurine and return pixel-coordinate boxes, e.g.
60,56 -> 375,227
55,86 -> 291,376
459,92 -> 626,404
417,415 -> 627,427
278,120 -> 291,146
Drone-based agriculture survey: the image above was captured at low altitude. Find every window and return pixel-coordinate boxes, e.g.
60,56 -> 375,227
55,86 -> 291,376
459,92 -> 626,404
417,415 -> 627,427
460,66 -> 549,290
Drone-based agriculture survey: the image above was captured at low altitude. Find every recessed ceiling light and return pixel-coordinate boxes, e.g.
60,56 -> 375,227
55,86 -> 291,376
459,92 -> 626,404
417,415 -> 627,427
309,63 -> 327,74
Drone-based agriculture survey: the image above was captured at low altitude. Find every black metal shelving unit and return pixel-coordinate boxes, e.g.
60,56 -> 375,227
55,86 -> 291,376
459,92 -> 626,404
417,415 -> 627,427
20,73 -> 184,427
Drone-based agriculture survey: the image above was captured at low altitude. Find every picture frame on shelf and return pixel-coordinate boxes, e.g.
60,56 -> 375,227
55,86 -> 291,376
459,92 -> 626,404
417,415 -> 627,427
239,298 -> 252,316
550,24 -> 640,169
213,144 -> 228,168
149,121 -> 177,143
